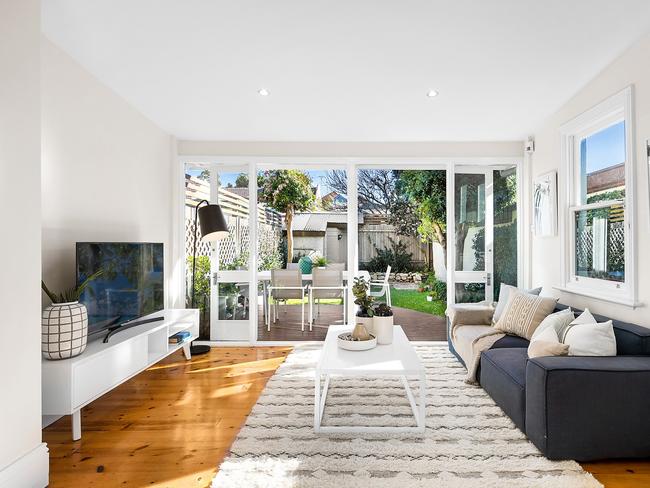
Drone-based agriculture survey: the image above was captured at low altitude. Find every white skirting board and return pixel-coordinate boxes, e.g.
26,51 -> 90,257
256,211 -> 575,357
0,443 -> 49,488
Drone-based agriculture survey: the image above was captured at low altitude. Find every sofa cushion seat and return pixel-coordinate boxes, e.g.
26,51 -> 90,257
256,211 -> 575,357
480,348 -> 528,431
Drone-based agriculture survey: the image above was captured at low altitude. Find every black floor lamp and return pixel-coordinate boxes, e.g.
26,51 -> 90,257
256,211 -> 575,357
191,199 -> 229,355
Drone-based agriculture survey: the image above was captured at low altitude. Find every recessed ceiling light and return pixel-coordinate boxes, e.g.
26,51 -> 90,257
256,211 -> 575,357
258,88 -> 270,96
427,90 -> 439,98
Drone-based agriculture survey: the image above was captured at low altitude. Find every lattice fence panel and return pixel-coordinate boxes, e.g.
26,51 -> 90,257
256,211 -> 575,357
575,221 -> 625,274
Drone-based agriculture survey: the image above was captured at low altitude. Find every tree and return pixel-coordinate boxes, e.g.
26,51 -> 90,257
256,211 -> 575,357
325,169 -> 398,214
259,170 -> 315,259
235,173 -> 249,188
398,171 -> 447,265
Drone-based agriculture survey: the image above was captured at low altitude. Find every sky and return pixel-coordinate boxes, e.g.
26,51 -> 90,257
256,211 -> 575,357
186,167 -> 338,194
583,120 -> 626,173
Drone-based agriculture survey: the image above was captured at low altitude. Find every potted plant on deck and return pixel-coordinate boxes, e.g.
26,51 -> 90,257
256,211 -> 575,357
351,276 -> 374,340
373,302 -> 394,344
41,270 -> 103,360
312,256 -> 328,269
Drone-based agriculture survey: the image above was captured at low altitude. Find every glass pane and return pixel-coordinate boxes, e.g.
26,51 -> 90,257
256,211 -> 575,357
579,121 -> 626,205
493,167 -> 518,301
217,283 -> 250,320
217,171 -> 250,271
455,283 -> 486,303
184,162 -> 212,339
574,204 -> 625,282
455,174 -> 485,271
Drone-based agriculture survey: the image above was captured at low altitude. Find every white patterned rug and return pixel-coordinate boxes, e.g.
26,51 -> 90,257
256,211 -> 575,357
212,344 -> 602,488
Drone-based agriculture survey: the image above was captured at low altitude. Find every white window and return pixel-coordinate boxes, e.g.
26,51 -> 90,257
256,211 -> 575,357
559,87 -> 636,306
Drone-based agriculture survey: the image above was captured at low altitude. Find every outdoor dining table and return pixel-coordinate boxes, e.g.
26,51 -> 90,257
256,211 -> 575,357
257,270 -> 351,322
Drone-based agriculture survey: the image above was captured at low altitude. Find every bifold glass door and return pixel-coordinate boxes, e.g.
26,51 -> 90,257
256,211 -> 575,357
209,165 -> 255,341
449,168 -> 494,304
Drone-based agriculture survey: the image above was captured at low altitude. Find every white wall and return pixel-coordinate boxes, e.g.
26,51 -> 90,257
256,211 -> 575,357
531,32 -> 650,324
41,38 -> 174,308
178,140 -> 523,158
0,0 -> 48,485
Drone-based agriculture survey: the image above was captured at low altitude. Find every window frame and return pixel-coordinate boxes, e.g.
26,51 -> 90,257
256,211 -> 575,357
558,86 -> 637,306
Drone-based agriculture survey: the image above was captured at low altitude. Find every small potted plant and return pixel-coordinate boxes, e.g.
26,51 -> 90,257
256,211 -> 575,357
426,292 -> 434,302
313,256 -> 328,269
372,302 -> 394,344
41,270 -> 103,360
351,276 -> 374,340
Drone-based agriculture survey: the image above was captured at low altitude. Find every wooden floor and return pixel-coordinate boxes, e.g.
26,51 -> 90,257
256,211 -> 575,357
44,346 -> 649,488
257,304 -> 447,341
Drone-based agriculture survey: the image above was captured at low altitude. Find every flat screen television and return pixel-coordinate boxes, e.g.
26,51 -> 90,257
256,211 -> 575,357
76,242 -> 164,336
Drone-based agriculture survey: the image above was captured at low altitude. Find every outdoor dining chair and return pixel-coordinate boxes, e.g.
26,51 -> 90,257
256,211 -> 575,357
286,263 -> 300,270
369,265 -> 392,307
308,268 -> 347,330
326,262 -> 345,271
267,269 -> 307,331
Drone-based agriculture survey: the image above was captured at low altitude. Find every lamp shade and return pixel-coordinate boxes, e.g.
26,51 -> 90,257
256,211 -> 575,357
198,204 -> 229,242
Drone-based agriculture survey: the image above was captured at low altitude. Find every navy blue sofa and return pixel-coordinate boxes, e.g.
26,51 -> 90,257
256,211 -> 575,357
448,304 -> 650,461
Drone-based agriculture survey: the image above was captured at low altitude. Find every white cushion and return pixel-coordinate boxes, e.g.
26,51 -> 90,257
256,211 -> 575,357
531,308 -> 574,341
562,308 -> 617,356
493,284 -> 542,324
533,325 -> 560,343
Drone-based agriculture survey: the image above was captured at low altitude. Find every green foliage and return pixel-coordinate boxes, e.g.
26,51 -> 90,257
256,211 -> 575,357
398,170 -> 447,246
258,245 -> 283,271
221,251 -> 249,271
235,173 -> 249,188
187,255 -> 211,311
365,236 -> 415,273
313,256 -> 328,267
259,170 -> 315,259
421,273 -> 447,301
41,269 -> 104,304
352,277 -> 374,317
373,302 -> 393,317
259,170 -> 315,214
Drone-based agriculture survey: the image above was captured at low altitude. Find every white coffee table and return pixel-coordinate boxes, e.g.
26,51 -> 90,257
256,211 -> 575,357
314,324 -> 426,434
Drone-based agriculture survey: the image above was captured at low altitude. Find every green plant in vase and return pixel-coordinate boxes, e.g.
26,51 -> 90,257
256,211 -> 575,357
351,276 -> 374,340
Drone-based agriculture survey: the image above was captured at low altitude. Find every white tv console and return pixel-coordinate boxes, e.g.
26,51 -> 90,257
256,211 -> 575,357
42,308 -> 200,440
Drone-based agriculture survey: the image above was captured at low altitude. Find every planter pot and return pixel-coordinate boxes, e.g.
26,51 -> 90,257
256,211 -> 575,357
298,256 -> 313,274
373,315 -> 394,344
355,315 -> 374,335
426,295 -> 433,302
42,301 -> 88,360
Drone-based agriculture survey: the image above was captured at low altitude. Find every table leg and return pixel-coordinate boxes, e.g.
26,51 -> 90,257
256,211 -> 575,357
314,372 -> 320,432
72,409 -> 81,441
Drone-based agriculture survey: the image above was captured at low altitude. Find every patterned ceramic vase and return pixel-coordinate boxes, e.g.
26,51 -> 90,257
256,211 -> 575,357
298,256 -> 313,275
42,301 -> 89,360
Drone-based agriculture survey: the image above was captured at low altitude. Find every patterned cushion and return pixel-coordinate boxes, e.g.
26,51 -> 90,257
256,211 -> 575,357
494,291 -> 558,340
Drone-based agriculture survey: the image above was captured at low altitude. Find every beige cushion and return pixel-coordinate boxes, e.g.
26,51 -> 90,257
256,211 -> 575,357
528,325 -> 569,358
528,340 -> 569,358
494,291 -> 558,340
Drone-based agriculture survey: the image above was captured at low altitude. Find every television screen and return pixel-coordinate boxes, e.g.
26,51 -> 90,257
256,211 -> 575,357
77,242 -> 164,335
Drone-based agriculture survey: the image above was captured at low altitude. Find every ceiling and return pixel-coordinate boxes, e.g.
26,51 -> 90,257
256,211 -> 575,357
41,1 -> 650,141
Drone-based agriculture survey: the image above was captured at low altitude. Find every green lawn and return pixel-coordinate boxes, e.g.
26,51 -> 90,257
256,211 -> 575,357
279,287 -> 446,317
386,287 -> 446,316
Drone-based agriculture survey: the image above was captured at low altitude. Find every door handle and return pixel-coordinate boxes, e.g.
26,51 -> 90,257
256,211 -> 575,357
486,273 -> 492,286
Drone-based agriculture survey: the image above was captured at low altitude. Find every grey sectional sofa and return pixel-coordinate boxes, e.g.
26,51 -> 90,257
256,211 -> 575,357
448,304 -> 650,461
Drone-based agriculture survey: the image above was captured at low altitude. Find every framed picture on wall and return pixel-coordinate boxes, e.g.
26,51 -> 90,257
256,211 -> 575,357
533,170 -> 558,237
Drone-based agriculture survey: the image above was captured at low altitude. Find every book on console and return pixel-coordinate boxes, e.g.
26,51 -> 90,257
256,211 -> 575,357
169,331 -> 191,344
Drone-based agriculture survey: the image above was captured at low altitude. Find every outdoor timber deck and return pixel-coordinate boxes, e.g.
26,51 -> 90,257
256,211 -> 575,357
257,304 -> 447,341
